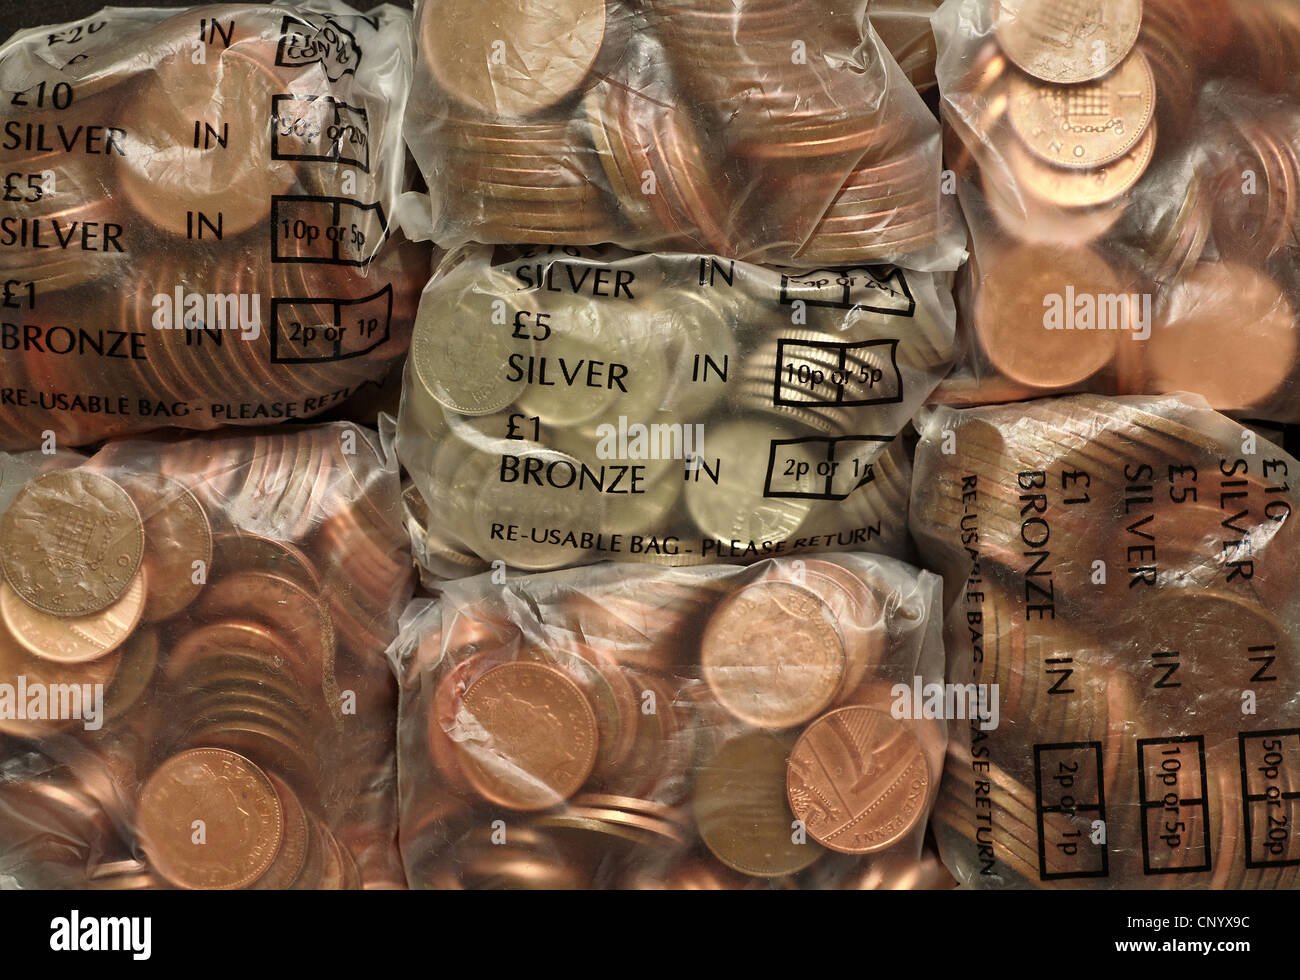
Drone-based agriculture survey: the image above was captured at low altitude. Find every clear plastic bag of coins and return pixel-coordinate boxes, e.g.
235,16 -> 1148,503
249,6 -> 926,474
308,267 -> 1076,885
395,244 -> 955,577
404,0 -> 965,270
931,0 -> 1300,421
387,552 -> 950,889
0,1 -> 431,450
0,422 -> 412,888
910,393 -> 1300,889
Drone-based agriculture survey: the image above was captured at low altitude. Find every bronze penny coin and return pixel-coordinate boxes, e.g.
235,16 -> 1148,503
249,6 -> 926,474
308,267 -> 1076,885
694,729 -> 825,878
995,0 -> 1143,83
700,581 -> 845,729
0,471 -> 144,616
1006,117 -> 1157,207
455,661 -> 598,812
251,774 -> 311,890
1007,49 -> 1155,169
419,0 -> 607,117
121,475 -> 213,623
1144,261 -> 1297,411
973,243 -> 1123,389
786,706 -> 930,855
0,615 -> 121,738
136,748 -> 283,890
0,569 -> 146,664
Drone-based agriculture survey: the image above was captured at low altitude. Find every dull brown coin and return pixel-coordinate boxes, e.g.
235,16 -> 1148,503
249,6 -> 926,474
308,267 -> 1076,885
0,569 -> 146,664
420,0 -> 607,117
694,729 -> 825,878
995,0 -> 1143,83
136,748 -> 283,890
700,581 -> 845,729
455,661 -> 598,812
1144,261 -> 1297,411
786,706 -> 930,854
123,475 -> 212,623
973,243 -> 1124,389
0,470 -> 144,616
1007,49 -> 1155,169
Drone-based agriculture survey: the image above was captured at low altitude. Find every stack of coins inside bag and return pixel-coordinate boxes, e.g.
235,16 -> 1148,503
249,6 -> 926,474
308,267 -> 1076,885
392,555 -> 956,889
396,246 -> 957,576
910,394 -> 1300,888
406,0 -> 960,269
0,2 -> 428,449
0,424 -> 411,889
935,0 -> 1300,417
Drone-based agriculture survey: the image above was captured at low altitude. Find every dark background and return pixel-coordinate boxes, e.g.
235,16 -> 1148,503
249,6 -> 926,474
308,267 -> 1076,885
1,0 -> 394,39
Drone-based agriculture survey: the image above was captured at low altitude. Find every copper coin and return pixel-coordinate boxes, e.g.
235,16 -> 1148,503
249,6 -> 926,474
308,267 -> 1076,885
420,0 -> 606,117
0,470 -> 144,616
136,748 -> 283,890
120,475 -> 213,623
1006,117 -> 1157,207
0,615 -> 121,738
973,243 -> 1123,389
694,729 -> 825,878
0,569 -> 146,663
995,0 -> 1143,83
786,706 -> 930,855
1144,261 -> 1297,411
251,774 -> 311,890
455,661 -> 598,812
700,581 -> 845,729
1007,49 -> 1155,169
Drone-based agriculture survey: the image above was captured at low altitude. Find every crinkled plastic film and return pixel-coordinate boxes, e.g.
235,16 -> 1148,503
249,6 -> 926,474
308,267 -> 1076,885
0,423 -> 411,889
394,244 -> 956,577
389,554 -> 953,889
932,0 -> 1300,421
0,1 -> 430,449
404,0 -> 964,270
910,393 -> 1300,888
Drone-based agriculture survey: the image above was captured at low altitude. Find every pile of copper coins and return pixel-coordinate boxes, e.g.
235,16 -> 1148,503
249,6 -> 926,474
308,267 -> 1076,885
0,425 -> 410,888
410,0 -> 953,266
939,0 -> 1300,415
396,557 -> 951,888
911,395 -> 1300,888
0,4 -> 426,448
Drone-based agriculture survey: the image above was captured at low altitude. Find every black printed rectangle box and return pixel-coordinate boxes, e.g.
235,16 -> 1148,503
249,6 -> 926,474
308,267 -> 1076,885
271,95 -> 371,172
764,435 -> 890,501
1137,736 -> 1212,875
1033,742 -> 1108,880
772,338 -> 902,407
270,196 -> 388,266
1239,729 -> 1300,869
270,285 -> 392,364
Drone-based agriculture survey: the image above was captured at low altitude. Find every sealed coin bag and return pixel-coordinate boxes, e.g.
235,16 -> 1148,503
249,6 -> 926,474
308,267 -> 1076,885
932,0 -> 1300,420
0,1 -> 430,449
0,423 -> 411,888
911,393 -> 1300,888
389,554 -> 953,889
404,0 -> 964,270
395,244 -> 957,578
